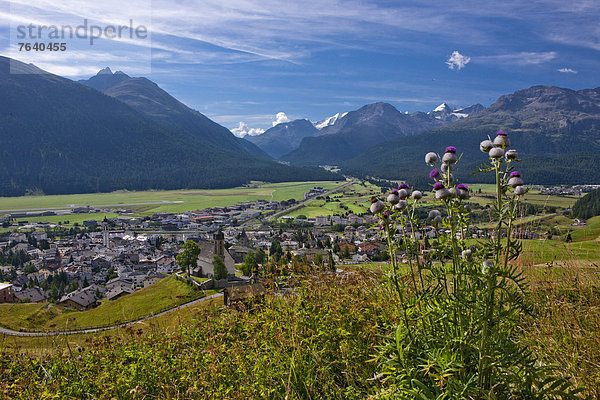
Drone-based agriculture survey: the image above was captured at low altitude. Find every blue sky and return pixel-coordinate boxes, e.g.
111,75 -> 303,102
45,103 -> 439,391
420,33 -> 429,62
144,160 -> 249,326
1,0 -> 599,136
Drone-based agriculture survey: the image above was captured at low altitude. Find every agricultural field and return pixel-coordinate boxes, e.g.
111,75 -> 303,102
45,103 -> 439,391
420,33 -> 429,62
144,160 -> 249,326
0,276 -> 212,332
0,181 -> 346,228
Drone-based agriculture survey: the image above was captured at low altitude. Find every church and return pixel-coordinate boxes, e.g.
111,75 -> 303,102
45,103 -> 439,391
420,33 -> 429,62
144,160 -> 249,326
193,231 -> 236,278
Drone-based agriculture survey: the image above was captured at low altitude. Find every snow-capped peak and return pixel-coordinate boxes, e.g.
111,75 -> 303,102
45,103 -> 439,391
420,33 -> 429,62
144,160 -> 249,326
313,112 -> 348,129
433,103 -> 451,113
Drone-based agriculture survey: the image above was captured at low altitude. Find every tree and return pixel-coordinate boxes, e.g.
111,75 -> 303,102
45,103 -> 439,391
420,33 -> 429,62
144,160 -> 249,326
313,252 -> 324,269
176,240 -> 201,277
327,251 -> 336,271
270,239 -> 283,261
241,251 -> 258,276
213,255 -> 228,280
255,248 -> 266,264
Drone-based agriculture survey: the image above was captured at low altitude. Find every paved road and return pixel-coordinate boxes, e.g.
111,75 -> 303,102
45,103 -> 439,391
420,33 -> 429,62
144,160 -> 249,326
267,179 -> 356,221
0,292 -> 223,337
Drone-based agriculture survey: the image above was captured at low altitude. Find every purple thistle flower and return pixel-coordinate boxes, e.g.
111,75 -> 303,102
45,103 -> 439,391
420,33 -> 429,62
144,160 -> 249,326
391,189 -> 399,194
510,171 -> 521,177
497,130 -> 507,136
429,169 -> 440,179
398,183 -> 410,190
445,146 -> 457,153
493,131 -> 510,147
433,182 -> 445,191
456,184 -> 468,190
378,223 -> 383,230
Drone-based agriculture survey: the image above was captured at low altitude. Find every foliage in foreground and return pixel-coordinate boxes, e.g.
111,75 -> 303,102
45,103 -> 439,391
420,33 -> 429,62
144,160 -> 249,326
369,133 -> 582,398
0,271 -> 396,399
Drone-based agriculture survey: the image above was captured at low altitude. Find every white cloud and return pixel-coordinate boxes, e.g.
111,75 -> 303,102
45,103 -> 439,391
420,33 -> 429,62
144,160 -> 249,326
475,51 -> 557,66
230,122 -> 265,138
558,67 -> 578,74
272,112 -> 290,126
446,51 -> 471,70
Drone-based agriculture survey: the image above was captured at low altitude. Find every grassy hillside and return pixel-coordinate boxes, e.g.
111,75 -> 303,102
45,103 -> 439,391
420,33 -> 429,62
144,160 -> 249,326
0,275 -> 211,332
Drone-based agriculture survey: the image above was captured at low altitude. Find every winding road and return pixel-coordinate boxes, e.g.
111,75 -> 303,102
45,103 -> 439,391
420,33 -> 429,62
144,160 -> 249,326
0,292 -> 223,337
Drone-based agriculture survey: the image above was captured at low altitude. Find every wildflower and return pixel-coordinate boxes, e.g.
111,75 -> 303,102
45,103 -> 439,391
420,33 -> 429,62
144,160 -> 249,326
387,189 -> 400,205
514,185 -> 526,195
508,171 -> 524,187
442,146 -> 458,164
398,183 -> 410,199
480,139 -> 493,153
493,130 -> 510,148
505,149 -> 518,160
394,200 -> 408,210
370,197 -> 384,214
428,209 -> 441,219
411,190 -> 423,201
489,147 -> 504,159
433,182 -> 452,200
425,152 -> 438,165
429,169 -> 441,181
456,184 -> 469,199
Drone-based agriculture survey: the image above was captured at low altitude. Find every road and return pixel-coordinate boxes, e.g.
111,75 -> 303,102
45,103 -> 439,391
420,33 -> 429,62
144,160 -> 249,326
266,179 -> 356,221
0,292 -> 223,337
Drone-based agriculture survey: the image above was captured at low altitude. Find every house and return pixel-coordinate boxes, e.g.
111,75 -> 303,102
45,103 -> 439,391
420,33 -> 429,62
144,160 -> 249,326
193,231 -> 236,278
143,273 -> 164,288
8,232 -> 27,244
314,216 -> 329,226
228,245 -> 253,263
338,241 -> 357,254
31,231 -> 48,241
0,282 -> 15,303
14,287 -> 47,303
58,287 -> 100,310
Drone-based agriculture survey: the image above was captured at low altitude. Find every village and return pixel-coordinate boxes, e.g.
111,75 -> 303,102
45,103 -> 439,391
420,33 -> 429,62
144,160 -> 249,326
0,183 -> 574,310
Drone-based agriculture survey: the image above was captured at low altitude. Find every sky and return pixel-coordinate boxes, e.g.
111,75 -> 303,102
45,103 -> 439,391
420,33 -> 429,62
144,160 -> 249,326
1,0 -> 599,136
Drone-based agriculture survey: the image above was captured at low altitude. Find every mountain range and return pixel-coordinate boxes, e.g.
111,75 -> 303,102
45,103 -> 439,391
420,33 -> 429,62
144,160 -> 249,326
0,57 -> 338,196
342,85 -> 600,186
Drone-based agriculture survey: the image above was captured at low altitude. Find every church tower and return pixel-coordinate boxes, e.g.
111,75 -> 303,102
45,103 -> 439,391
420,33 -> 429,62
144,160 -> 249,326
213,230 -> 225,258
102,217 -> 109,248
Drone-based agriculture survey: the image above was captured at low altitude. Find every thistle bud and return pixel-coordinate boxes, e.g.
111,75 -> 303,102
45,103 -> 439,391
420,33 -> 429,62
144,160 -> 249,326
443,172 -> 454,185
370,197 -> 385,214
433,215 -> 443,224
514,185 -> 526,196
428,209 -> 441,219
434,182 -> 452,200
387,189 -> 400,205
455,184 -> 469,200
482,260 -> 494,275
505,149 -> 518,160
508,171 -> 524,187
394,200 -> 408,210
398,183 -> 410,199
489,147 -> 504,159
442,146 -> 458,164
493,130 -> 510,148
411,190 -> 423,201
480,140 -> 493,153
440,162 -> 450,173
425,152 -> 438,165
461,249 -> 472,259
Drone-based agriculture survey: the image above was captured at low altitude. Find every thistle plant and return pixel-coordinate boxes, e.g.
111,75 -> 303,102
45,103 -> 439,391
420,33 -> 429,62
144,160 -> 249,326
371,131 -> 582,398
